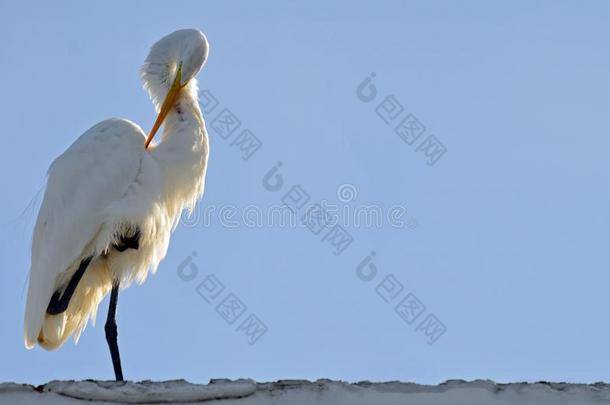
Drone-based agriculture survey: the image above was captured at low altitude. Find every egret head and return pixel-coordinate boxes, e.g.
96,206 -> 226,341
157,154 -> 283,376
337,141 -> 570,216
141,29 -> 209,148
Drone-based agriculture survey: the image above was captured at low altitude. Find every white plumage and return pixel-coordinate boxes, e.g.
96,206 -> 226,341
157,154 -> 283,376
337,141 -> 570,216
24,29 -> 210,354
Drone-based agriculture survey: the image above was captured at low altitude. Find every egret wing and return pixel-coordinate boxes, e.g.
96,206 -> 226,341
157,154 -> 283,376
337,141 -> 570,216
24,118 -> 146,349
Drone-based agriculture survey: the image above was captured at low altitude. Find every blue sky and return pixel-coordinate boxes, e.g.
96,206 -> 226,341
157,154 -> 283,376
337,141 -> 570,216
1,0 -> 610,385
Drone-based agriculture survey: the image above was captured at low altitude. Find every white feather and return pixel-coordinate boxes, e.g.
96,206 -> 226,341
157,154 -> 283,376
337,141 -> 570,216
24,29 -> 209,350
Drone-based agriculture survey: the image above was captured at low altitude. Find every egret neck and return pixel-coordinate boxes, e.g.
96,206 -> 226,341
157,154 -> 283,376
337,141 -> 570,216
148,80 -> 209,223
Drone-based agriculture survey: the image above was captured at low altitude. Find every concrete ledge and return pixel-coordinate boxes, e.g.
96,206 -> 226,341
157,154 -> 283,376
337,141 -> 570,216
2,379 -> 610,404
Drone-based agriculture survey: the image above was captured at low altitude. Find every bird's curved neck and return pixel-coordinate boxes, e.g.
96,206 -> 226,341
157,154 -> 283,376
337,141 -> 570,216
150,81 -> 209,218
157,82 -> 204,145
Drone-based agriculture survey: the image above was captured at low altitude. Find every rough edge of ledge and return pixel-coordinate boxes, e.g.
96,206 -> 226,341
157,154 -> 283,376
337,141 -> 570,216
3,379 -> 610,392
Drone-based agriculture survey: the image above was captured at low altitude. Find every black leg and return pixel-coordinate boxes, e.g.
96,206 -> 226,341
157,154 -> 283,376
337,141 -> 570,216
47,256 -> 93,315
105,281 -> 124,381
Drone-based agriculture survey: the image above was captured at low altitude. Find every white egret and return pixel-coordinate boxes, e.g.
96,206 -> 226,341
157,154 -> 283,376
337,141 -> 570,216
24,29 -> 210,381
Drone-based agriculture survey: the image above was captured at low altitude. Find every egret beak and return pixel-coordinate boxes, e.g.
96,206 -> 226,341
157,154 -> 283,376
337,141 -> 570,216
144,63 -> 184,149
